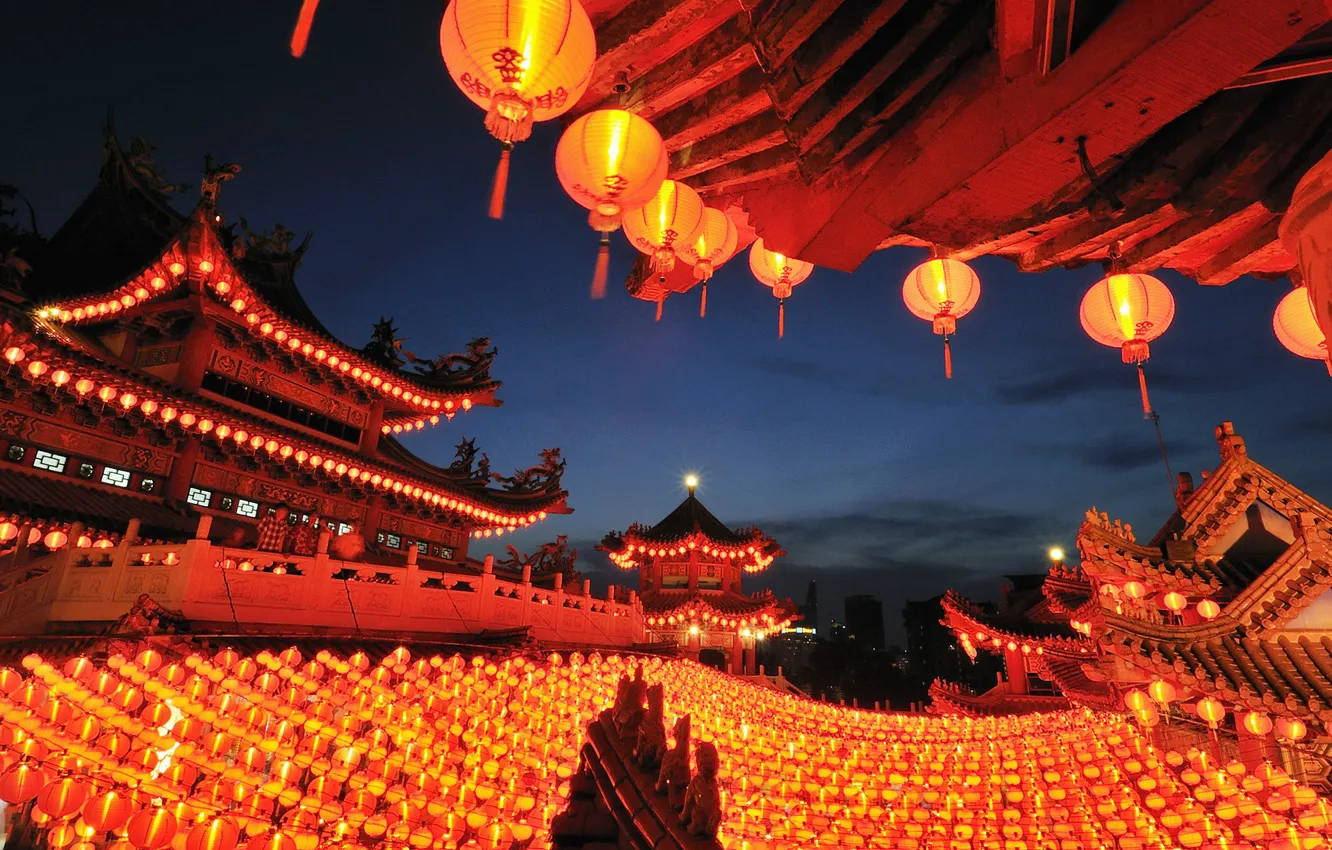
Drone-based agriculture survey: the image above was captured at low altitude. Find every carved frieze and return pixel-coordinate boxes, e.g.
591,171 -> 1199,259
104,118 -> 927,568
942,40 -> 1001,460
379,513 -> 462,547
137,345 -> 183,368
208,350 -> 367,427
0,414 -> 174,475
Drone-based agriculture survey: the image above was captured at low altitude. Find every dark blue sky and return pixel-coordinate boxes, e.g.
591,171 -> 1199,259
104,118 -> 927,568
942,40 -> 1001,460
8,3 -> 1331,641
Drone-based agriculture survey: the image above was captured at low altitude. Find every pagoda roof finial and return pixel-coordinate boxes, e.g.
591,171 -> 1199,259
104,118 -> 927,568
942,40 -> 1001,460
685,474 -> 698,496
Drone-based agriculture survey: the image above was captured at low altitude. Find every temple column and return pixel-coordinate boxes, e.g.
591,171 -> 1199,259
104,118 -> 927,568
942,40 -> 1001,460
359,400 -> 385,457
176,317 -> 217,393
1280,148 -> 1332,352
363,493 -> 384,541
743,644 -> 756,676
1003,646 -> 1029,694
730,632 -> 743,675
167,438 -> 202,503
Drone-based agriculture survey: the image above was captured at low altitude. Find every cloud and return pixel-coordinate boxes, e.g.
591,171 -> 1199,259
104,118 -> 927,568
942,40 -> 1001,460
993,358 -> 1265,406
741,356 -> 955,404
1061,432 -> 1177,473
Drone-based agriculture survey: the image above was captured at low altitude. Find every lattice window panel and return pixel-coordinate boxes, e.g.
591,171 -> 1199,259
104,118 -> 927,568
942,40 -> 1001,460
100,466 -> 131,488
236,499 -> 259,518
186,487 -> 213,508
386,534 -> 402,549
338,523 -> 353,536
32,450 -> 67,474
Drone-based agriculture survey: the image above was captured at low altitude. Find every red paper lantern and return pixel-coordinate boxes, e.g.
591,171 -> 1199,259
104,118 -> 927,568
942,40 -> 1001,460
1243,712 -> 1273,737
37,777 -> 89,819
186,817 -> 240,850
623,180 -> 706,282
83,790 -> 135,833
1273,286 -> 1330,373
1080,272 -> 1175,416
903,258 -> 981,379
749,238 -> 813,339
126,807 -> 178,850
674,207 -> 739,317
1196,697 -> 1226,728
0,763 -> 48,803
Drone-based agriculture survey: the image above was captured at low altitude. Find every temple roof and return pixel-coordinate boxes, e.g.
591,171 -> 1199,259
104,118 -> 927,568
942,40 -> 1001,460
927,679 -> 1074,718
0,467 -> 196,540
941,589 -> 1087,651
641,493 -> 751,545
598,491 -> 783,574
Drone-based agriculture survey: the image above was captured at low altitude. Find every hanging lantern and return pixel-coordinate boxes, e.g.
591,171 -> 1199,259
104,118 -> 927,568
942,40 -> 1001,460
1273,286 -> 1330,374
902,257 -> 981,379
749,238 -> 813,339
1243,712 -> 1274,737
1276,717 -> 1308,741
622,179 -> 706,286
555,109 -> 668,298
1196,697 -> 1226,728
1162,591 -> 1187,613
674,207 -> 739,318
1147,679 -> 1177,705
1080,272 -> 1175,416
439,0 -> 597,218
1124,690 -> 1151,712
1196,599 -> 1220,620
1122,581 -> 1147,600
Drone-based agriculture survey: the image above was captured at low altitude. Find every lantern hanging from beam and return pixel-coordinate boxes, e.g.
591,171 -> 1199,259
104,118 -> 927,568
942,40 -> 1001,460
1273,285 -> 1330,374
623,180 -> 706,281
1079,272 -> 1175,417
439,0 -> 597,219
902,257 -> 981,379
750,238 -> 813,339
555,109 -> 668,298
674,207 -> 739,317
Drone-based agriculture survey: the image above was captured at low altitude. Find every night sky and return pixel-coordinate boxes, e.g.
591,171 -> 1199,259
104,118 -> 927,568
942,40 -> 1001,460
8,3 -> 1332,642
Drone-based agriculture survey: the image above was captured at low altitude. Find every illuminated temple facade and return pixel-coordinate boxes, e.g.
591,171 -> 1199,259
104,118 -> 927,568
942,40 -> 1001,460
0,128 -> 647,646
598,482 -> 795,674
934,421 -> 1332,783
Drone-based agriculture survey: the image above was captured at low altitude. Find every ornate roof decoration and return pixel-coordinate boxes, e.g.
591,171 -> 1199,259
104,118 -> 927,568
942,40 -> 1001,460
0,315 -> 568,530
940,590 -> 1093,659
496,535 -> 580,585
640,589 -> 796,635
598,493 -> 783,574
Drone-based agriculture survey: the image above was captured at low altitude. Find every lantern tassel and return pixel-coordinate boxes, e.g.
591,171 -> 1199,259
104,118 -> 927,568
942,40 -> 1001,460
655,297 -> 664,322
590,235 -> 610,299
700,283 -> 708,318
778,298 -> 785,339
290,0 -> 320,57
944,336 -> 953,379
1137,363 -> 1152,418
488,142 -> 512,220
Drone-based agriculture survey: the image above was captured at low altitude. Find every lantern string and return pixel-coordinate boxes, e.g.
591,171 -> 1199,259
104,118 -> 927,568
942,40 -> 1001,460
778,298 -> 785,339
943,336 -> 953,380
655,297 -> 663,322
289,0 -> 320,57
342,577 -> 362,636
1136,363 -> 1152,418
488,143 -> 512,220
699,282 -> 707,319
590,235 -> 610,300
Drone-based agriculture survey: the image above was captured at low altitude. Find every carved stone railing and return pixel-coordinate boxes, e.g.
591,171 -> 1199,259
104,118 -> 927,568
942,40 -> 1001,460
0,517 -> 645,647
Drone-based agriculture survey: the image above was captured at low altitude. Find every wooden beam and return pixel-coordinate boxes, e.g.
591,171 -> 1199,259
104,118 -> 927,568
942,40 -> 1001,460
997,0 -> 1046,80
670,110 -> 786,178
749,0 -> 844,71
597,15 -> 757,120
582,0 -> 638,27
1018,204 -> 1179,270
1190,216 -> 1290,284
784,0 -> 952,153
743,0 -> 1332,271
1225,55 -> 1332,89
689,144 -> 799,194
1121,201 -> 1270,270
653,66 -> 773,151
579,0 -> 742,111
764,0 -> 909,115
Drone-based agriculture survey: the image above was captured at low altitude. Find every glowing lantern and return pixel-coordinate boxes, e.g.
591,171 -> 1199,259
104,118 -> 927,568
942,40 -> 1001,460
1124,690 -> 1151,712
1197,599 -> 1220,620
0,763 -> 46,803
623,179 -> 706,304
127,809 -> 178,850
1147,679 -> 1177,705
83,791 -> 134,833
1243,712 -> 1273,736
1079,272 -> 1175,416
1123,581 -> 1147,600
1162,591 -> 1187,613
1196,697 -> 1226,727
439,0 -> 597,218
749,238 -> 814,338
3,346 -> 25,364
674,207 -> 738,317
902,258 -> 981,379
1134,703 -> 1160,727
186,817 -> 240,850
1276,717 -> 1308,741
554,109 -> 668,298
0,522 -> 17,542
44,531 -> 69,550
1273,286 -> 1330,373
37,777 -> 88,818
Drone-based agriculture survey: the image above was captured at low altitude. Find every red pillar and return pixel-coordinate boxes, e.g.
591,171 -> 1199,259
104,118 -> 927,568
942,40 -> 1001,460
359,400 -> 384,456
166,438 -> 202,503
176,318 -> 216,392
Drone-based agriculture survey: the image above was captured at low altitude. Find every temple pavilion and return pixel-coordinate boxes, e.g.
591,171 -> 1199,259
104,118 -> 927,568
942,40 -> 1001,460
934,421 -> 1332,785
598,477 -> 794,674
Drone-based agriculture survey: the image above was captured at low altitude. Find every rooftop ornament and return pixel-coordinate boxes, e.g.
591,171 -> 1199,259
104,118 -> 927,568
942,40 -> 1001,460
749,239 -> 813,339
555,109 -> 668,298
902,257 -> 981,379
439,0 -> 597,219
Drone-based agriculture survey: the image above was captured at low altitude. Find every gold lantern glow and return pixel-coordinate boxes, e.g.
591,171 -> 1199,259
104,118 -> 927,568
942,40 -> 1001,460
622,180 -> 706,281
749,238 -> 813,339
674,207 -> 739,317
555,109 -> 669,298
439,0 -> 596,218
1274,286 -> 1330,374
1080,272 -> 1175,416
902,257 -> 981,379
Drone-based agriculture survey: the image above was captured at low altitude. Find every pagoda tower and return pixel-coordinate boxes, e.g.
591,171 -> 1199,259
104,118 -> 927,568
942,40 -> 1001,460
599,476 -> 795,674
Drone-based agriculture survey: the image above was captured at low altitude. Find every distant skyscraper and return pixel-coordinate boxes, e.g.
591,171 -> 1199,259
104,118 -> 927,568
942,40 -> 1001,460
844,594 -> 886,651
799,580 -> 819,634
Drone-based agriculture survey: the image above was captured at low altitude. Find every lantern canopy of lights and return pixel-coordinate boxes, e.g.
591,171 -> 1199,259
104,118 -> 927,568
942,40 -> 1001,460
749,238 -> 813,339
902,257 -> 981,379
673,207 -> 739,318
555,109 -> 668,298
439,0 -> 597,218
1079,272 -> 1175,417
1273,286 -> 1331,374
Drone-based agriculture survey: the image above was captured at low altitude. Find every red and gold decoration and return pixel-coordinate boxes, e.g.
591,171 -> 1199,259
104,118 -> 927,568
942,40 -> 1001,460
673,208 -> 738,318
749,238 -> 813,338
555,109 -> 668,298
902,257 -> 981,379
1080,272 -> 1176,416
439,0 -> 597,218
1273,284 -> 1330,374
622,180 -> 706,297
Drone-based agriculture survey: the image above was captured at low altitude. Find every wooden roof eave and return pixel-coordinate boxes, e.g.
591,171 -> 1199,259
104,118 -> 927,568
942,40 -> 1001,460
1077,527 -> 1221,597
